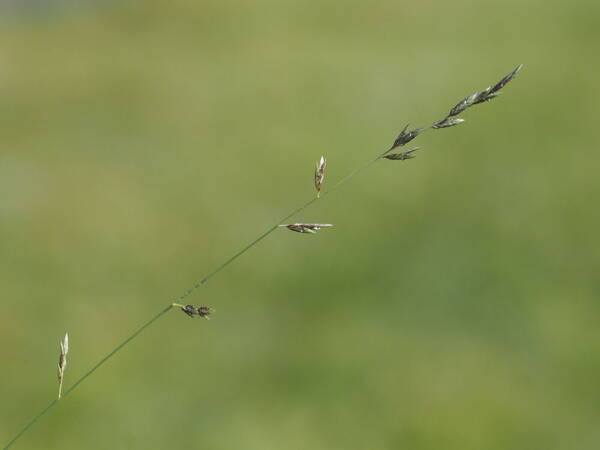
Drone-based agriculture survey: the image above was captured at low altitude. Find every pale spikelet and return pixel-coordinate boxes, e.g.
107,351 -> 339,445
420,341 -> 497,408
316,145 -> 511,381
180,304 -> 214,319
383,147 -> 420,161
314,156 -> 327,197
279,223 -> 333,234
432,117 -> 465,129
57,332 -> 69,400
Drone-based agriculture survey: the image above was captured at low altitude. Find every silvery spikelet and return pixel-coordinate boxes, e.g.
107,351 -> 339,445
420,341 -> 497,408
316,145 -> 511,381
57,332 -> 69,400
432,117 -> 465,129
314,156 -> 327,197
279,223 -> 333,234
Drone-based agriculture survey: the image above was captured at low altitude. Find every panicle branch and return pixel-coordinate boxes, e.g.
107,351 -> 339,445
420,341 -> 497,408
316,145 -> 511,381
384,64 -> 523,160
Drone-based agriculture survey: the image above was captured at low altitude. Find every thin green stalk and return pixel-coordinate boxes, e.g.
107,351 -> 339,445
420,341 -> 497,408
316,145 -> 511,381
3,304 -> 173,450
2,401 -> 57,450
3,152 -> 383,450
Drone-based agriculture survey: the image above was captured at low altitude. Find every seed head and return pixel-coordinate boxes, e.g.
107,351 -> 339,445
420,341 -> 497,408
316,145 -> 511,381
279,223 -> 333,234
448,64 -> 523,117
314,156 -> 327,197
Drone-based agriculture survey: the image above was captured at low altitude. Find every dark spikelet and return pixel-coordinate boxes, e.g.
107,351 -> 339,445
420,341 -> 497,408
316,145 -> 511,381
448,90 -> 488,116
489,64 -> 523,95
196,306 -> 213,318
389,123 -> 409,148
471,87 -> 493,105
181,304 -> 214,319
472,91 -> 501,105
384,147 -> 420,160
181,304 -> 196,318
448,94 -> 474,117
389,125 -> 423,150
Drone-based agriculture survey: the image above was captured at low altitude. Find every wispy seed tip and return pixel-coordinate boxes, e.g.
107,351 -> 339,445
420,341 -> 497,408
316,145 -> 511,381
448,63 -> 524,117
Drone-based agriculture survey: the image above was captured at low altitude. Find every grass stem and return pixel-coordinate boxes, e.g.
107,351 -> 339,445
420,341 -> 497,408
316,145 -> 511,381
3,152 -> 382,450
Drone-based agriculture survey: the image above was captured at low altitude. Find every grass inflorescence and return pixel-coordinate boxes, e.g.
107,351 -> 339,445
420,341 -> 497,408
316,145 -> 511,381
3,64 -> 523,450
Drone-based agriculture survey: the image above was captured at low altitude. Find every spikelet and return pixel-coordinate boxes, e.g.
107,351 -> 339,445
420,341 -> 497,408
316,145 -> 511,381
388,124 -> 424,151
57,332 -> 69,400
279,223 -> 333,234
180,304 -> 214,319
314,156 -> 327,197
432,117 -> 465,129
383,147 -> 420,161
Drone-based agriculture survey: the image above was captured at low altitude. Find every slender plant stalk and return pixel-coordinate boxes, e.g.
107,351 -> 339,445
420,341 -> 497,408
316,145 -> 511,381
3,65 -> 522,450
3,306 -> 172,450
1,155 -> 380,450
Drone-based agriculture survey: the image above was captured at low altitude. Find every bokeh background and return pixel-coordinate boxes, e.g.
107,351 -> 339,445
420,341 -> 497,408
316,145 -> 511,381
2,0 -> 599,449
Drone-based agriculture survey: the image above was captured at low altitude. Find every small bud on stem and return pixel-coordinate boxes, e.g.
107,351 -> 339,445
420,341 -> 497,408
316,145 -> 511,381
57,332 -> 69,400
314,156 -> 327,197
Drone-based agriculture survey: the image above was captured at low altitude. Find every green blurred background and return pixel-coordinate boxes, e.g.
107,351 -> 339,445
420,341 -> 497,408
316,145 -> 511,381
1,0 -> 599,449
